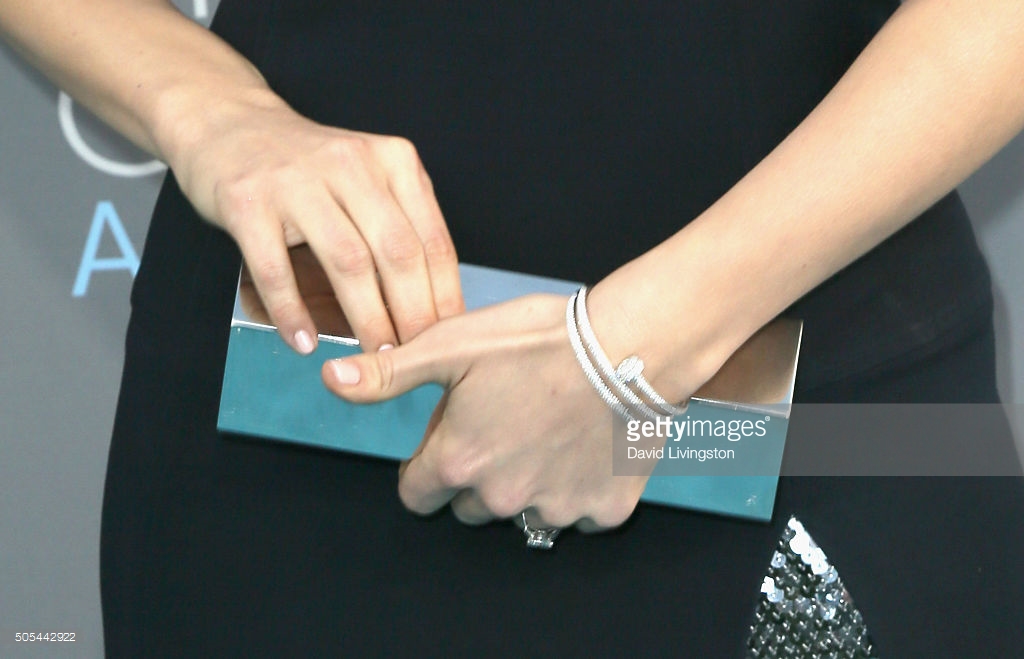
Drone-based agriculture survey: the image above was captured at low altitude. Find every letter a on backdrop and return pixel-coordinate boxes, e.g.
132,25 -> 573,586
72,201 -> 140,297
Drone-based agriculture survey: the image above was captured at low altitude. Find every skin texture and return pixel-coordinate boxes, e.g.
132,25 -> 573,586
2,0 -> 1023,530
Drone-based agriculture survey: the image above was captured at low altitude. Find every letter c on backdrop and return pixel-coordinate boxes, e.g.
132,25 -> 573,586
55,2 -> 210,178
58,93 -> 167,178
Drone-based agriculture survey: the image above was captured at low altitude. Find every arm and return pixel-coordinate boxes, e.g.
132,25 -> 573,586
324,0 -> 1024,527
589,0 -> 1024,404
0,0 -> 463,352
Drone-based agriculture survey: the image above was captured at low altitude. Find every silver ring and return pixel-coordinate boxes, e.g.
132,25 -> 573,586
521,511 -> 561,550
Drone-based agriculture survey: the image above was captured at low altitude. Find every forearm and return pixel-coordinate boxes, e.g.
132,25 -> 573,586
589,0 -> 1024,400
0,0 -> 276,166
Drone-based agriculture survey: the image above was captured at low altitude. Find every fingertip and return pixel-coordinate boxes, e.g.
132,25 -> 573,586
294,329 -> 317,355
326,358 -> 362,387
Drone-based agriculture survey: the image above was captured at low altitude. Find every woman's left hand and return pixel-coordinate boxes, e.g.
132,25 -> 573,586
321,294 -> 654,531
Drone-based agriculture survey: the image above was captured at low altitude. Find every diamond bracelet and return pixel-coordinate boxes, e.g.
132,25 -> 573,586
566,286 -> 688,421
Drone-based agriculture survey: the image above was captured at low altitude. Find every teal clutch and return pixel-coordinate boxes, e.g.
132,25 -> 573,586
218,250 -> 801,521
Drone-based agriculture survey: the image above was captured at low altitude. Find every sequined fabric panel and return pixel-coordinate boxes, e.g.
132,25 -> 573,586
747,518 -> 878,658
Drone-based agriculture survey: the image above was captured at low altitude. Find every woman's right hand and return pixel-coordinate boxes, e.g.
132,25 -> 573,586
166,89 -> 463,354
0,1 -> 460,354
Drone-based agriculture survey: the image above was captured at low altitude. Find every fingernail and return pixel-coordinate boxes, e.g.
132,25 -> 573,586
294,330 -> 315,355
330,359 -> 361,385
379,343 -> 394,351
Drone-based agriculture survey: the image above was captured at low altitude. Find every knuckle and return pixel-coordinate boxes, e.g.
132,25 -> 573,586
326,240 -> 375,276
379,232 -> 425,270
325,134 -> 371,166
480,487 -> 528,520
434,445 -> 478,489
421,232 -> 457,264
435,461 -> 471,490
593,497 -> 639,530
249,256 -> 292,292
383,135 -> 420,163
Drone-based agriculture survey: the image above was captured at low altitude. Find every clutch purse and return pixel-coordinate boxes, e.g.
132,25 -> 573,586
218,247 -> 802,521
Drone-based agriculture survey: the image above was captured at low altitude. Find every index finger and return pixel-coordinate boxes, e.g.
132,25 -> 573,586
234,211 -> 318,355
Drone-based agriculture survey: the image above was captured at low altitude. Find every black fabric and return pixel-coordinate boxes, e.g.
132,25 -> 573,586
101,2 -> 1023,657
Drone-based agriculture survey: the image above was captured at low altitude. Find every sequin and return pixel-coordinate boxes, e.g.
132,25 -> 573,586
789,531 -> 812,557
762,576 -> 785,603
808,548 -> 830,576
815,590 -> 839,622
746,517 -> 878,658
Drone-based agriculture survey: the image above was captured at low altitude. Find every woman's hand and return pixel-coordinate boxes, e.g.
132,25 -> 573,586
168,92 -> 463,353
0,0 -> 463,355
321,294 -> 655,531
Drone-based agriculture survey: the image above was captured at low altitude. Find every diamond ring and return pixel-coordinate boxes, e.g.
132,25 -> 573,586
521,511 -> 561,550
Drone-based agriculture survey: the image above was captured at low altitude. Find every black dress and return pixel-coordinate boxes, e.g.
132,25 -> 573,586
101,2 -> 1024,656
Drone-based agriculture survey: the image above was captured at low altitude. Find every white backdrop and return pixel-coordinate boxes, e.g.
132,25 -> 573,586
2,3 -> 1021,656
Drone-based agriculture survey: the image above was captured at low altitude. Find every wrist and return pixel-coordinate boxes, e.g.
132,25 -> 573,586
584,253 -> 754,408
150,79 -> 281,171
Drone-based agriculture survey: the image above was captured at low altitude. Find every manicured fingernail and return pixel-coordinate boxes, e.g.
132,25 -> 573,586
330,359 -> 361,385
379,343 -> 394,351
294,330 -> 315,355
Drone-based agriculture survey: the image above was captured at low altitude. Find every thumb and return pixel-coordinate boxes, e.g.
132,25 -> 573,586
321,339 -> 460,403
